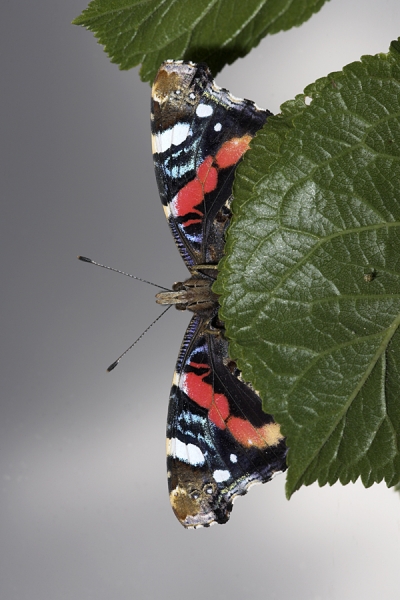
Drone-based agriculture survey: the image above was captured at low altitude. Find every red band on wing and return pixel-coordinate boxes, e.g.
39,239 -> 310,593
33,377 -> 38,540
182,367 -> 229,429
172,179 -> 204,217
172,137 -> 252,229
215,135 -> 252,169
182,362 -> 271,448
226,417 -> 271,449
197,156 -> 218,193
208,396 -> 229,429
172,156 -> 217,221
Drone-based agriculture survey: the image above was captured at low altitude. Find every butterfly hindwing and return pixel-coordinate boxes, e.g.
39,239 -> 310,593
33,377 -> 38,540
151,61 -> 286,528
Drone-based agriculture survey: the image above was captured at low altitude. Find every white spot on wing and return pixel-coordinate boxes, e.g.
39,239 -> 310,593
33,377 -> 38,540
196,103 -> 213,118
213,469 -> 231,483
155,122 -> 191,153
167,437 -> 205,466
214,122 -> 222,132
187,443 -> 205,466
230,454 -> 237,463
166,437 -> 176,457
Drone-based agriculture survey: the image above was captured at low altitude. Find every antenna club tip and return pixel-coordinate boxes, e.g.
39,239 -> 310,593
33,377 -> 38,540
78,255 -> 93,263
107,360 -> 119,372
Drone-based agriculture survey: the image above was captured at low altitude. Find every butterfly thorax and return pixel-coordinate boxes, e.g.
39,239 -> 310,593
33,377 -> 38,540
155,273 -> 219,316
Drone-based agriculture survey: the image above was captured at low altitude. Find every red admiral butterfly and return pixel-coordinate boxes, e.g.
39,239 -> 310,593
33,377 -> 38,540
151,61 -> 287,528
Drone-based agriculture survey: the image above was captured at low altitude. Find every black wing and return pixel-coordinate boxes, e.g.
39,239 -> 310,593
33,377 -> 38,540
166,315 -> 287,528
151,60 -> 269,269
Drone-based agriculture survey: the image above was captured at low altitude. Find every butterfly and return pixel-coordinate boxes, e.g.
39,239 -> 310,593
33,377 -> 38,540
151,61 -> 287,528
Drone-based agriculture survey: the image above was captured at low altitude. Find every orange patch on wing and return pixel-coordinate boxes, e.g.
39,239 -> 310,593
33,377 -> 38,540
227,417 -> 281,449
215,135 -> 252,169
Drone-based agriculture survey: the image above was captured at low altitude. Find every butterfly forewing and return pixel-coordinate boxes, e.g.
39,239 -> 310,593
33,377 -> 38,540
151,61 -> 270,269
167,318 -> 287,527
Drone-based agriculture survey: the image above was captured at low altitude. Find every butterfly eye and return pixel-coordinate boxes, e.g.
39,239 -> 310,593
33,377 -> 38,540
190,489 -> 200,500
204,484 -> 214,495
175,304 -> 187,311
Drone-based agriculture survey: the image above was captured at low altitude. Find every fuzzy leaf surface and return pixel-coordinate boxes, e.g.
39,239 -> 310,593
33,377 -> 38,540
215,40 -> 400,497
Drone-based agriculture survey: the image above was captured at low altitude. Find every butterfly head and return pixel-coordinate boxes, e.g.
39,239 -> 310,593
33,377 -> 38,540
155,276 -> 219,316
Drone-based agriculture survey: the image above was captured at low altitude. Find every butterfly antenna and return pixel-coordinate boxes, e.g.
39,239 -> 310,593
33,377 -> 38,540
107,305 -> 172,372
78,256 -> 170,291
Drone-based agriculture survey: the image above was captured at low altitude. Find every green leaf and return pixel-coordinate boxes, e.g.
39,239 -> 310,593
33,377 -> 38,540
215,40 -> 400,498
73,0 -> 328,82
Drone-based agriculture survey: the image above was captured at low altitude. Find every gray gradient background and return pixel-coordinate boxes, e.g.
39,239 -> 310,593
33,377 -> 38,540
2,1 -> 400,599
